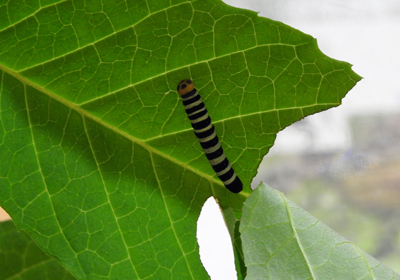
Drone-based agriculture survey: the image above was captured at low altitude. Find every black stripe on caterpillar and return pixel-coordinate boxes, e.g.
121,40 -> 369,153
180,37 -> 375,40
177,79 -> 243,193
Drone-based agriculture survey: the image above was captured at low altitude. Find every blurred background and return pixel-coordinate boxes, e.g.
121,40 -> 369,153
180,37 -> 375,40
198,0 -> 400,279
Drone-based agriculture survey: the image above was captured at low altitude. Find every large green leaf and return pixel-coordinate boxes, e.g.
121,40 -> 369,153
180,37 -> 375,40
0,220 -> 75,280
241,184 -> 400,280
0,0 -> 361,279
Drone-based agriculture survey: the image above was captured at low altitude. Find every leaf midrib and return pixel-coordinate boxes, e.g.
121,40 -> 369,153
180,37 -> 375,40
1,62 -> 251,198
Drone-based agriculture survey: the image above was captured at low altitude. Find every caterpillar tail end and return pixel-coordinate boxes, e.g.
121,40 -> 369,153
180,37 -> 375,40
224,177 -> 243,193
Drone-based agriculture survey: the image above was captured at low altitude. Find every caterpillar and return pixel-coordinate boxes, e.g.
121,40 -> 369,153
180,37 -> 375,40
177,79 -> 243,193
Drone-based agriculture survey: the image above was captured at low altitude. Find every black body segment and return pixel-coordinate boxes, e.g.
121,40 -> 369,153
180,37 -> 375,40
177,79 -> 243,193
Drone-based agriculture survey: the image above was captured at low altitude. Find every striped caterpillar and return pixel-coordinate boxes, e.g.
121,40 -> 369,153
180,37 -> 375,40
177,79 -> 243,193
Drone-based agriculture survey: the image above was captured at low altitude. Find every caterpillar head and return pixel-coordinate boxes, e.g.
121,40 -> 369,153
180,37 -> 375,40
177,79 -> 194,96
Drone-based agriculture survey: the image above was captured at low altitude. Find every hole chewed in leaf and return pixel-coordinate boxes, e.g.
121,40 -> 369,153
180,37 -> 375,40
197,197 -> 237,280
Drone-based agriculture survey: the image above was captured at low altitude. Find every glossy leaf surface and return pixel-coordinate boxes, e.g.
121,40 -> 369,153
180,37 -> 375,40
0,0 -> 361,279
241,184 -> 400,280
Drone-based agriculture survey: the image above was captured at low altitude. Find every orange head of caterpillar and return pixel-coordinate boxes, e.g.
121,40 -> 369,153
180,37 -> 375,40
177,79 -> 195,96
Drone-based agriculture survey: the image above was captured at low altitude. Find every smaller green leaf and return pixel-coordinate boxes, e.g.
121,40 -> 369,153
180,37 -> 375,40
240,183 -> 400,280
0,220 -> 75,280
